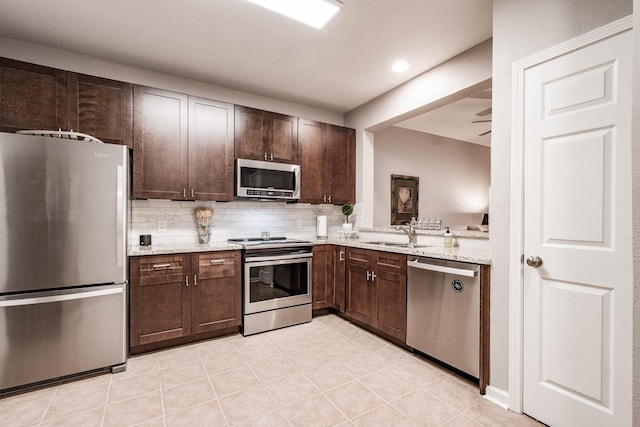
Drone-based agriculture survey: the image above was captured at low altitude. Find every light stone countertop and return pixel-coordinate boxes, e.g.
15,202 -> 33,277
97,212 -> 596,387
128,241 -> 243,256
313,239 -> 490,265
128,238 -> 490,265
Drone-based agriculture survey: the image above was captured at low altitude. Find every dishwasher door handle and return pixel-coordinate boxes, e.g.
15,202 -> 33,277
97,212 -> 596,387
407,259 -> 478,277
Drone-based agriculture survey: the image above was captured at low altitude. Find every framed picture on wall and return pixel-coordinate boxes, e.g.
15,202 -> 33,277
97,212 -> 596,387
391,174 -> 419,225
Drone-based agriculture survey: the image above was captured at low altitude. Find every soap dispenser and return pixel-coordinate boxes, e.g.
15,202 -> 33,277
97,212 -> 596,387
443,227 -> 453,248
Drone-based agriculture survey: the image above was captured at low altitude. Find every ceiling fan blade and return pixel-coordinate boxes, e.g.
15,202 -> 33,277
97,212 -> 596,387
474,107 -> 492,117
478,130 -> 492,137
471,120 -> 492,123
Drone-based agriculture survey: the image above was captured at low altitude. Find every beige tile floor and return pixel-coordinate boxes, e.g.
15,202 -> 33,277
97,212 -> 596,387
0,315 -> 542,427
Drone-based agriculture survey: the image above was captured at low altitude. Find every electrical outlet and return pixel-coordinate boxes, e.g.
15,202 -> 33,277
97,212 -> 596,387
296,219 -> 303,228
157,220 -> 167,232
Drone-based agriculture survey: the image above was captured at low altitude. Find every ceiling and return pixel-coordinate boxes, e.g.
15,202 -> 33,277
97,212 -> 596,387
395,88 -> 492,146
0,0 -> 493,140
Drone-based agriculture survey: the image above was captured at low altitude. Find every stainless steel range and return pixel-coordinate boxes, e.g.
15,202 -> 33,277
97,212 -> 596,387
229,237 -> 313,335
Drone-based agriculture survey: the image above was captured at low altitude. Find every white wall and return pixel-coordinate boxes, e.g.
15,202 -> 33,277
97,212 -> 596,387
492,0 -> 632,398
632,0 -> 640,421
345,41 -> 493,230
373,127 -> 490,229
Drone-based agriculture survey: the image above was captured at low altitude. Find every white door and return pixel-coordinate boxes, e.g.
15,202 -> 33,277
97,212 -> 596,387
522,29 -> 632,427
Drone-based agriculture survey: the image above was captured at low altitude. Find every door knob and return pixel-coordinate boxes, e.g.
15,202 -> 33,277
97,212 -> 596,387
526,256 -> 543,268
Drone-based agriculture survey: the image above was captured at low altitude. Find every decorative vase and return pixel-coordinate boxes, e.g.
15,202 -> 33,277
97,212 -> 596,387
342,223 -> 353,231
198,224 -> 211,244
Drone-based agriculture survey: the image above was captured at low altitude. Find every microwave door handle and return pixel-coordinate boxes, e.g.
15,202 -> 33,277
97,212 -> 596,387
295,166 -> 300,196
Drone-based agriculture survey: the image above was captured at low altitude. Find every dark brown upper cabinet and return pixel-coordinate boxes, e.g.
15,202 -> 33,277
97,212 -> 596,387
67,73 -> 133,147
235,105 -> 298,164
133,86 -> 234,201
0,58 -> 66,133
0,59 -> 133,146
298,119 -> 355,204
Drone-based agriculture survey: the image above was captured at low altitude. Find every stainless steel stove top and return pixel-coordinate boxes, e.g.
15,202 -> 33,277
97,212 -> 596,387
227,237 -> 312,251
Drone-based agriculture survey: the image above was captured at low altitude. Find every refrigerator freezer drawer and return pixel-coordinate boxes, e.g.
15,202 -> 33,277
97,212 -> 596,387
0,283 -> 127,391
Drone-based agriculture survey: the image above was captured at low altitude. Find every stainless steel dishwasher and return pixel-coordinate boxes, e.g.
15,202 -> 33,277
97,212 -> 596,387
406,256 -> 480,378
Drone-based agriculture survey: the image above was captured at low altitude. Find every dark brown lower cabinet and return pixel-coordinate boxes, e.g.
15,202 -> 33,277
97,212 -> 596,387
312,245 -> 332,310
130,251 -> 241,353
332,245 -> 346,312
191,252 -> 242,334
312,244 -> 347,312
345,248 -> 407,341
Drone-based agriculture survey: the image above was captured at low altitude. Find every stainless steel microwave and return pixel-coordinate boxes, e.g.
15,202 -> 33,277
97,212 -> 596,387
235,158 -> 300,201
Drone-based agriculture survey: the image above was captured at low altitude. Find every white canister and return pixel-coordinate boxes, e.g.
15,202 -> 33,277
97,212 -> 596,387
316,215 -> 328,239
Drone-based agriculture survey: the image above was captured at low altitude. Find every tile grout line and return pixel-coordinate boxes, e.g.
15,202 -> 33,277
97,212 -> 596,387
36,384 -> 58,426
199,345 -> 232,427
99,376 -> 112,427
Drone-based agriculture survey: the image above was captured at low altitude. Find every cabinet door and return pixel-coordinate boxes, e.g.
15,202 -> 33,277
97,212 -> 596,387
268,111 -> 298,164
298,119 -> 327,203
191,251 -> 241,334
327,125 -> 355,205
374,268 -> 407,341
345,263 -> 374,325
130,255 -> 191,347
234,105 -> 266,160
312,245 -> 333,310
133,86 -> 188,199
188,97 -> 234,201
0,58 -> 66,132
67,73 -> 132,147
332,245 -> 346,312
371,250 -> 406,340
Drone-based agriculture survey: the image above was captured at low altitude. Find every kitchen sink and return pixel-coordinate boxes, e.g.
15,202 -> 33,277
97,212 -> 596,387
362,241 -> 430,249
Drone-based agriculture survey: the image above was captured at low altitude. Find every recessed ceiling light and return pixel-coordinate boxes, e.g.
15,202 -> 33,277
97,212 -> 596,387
248,0 -> 342,29
392,61 -> 409,73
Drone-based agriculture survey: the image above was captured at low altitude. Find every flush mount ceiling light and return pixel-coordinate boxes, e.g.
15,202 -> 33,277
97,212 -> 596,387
248,0 -> 342,29
392,60 -> 409,73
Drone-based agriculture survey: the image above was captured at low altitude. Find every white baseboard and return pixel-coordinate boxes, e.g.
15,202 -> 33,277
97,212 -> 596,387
483,385 -> 510,410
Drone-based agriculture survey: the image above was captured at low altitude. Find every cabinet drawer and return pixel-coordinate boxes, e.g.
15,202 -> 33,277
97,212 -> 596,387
135,255 -> 186,286
346,247 -> 370,266
197,252 -> 239,279
372,251 -> 406,272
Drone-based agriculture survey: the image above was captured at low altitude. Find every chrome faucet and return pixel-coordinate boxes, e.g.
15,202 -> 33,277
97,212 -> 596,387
395,221 -> 418,247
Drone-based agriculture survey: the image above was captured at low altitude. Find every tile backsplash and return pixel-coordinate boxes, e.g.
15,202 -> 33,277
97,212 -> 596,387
129,199 -> 346,245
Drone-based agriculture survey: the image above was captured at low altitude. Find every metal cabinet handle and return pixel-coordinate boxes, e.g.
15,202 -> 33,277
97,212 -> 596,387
210,259 -> 225,264
270,153 -> 273,161
366,271 -> 371,281
323,195 -> 327,203
328,195 -> 331,203
183,188 -> 186,199
339,251 -> 344,262
191,188 -> 194,199
526,256 -> 543,268
185,276 -> 189,287
152,263 -> 171,269
264,152 -> 267,161
371,272 -> 376,282
194,275 -> 197,286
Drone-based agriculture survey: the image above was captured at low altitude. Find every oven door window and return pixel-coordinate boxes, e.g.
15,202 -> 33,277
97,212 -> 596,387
248,260 -> 309,303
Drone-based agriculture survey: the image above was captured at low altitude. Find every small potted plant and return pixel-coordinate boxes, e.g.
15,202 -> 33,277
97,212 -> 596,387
341,204 -> 354,231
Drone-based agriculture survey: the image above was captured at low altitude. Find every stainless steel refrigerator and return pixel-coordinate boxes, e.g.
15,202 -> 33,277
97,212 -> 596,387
0,132 -> 128,392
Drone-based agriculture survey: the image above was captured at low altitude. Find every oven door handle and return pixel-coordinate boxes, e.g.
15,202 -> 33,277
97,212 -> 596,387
245,253 -> 313,263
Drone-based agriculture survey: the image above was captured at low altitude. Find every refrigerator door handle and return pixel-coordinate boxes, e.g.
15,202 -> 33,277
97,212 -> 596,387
116,165 -> 124,268
0,286 -> 124,308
